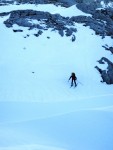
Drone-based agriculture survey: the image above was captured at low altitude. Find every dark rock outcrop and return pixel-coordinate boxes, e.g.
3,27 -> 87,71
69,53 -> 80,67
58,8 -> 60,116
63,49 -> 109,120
76,2 -> 99,15
95,57 -> 113,84
1,10 -> 77,37
76,2 -> 113,38
102,45 -> 113,54
34,30 -> 43,37
1,0 -> 113,38
13,29 -> 23,32
0,0 -> 77,7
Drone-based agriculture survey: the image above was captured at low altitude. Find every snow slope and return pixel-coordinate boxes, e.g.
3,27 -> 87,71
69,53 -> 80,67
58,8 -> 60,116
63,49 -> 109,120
0,3 -> 113,150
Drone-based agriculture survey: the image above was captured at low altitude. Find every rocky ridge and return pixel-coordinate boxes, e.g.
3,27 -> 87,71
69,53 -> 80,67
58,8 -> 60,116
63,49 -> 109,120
1,10 -> 77,40
0,0 -> 113,84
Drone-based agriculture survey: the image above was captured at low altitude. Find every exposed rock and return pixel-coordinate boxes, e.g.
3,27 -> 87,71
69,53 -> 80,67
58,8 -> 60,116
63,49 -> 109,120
47,36 -> 50,39
13,29 -> 23,32
0,12 -> 10,16
71,34 -> 76,42
24,34 -> 30,38
95,57 -> 113,84
70,15 -> 93,23
102,45 -> 113,54
58,29 -> 64,37
1,10 -> 77,38
76,2 -> 99,15
76,2 -> 113,38
34,30 -> 43,37
0,0 -> 77,7
65,28 -> 73,36
0,0 -> 113,38
70,15 -> 106,36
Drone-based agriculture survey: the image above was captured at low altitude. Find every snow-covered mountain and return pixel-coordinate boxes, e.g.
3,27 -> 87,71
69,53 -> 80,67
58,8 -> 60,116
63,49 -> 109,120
0,1 -> 113,150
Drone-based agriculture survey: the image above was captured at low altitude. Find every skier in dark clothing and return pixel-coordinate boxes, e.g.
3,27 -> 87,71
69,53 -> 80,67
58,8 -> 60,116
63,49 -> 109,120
69,72 -> 77,87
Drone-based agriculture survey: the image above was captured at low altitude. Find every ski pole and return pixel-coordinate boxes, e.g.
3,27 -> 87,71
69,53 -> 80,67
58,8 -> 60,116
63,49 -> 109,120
77,80 -> 83,85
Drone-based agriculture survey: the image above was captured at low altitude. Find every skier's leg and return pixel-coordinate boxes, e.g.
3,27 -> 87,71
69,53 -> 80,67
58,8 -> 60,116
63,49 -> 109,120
71,80 -> 73,87
74,80 -> 77,87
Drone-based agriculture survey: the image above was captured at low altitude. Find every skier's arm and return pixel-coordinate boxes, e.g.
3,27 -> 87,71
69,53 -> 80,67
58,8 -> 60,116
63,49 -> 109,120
68,76 -> 72,81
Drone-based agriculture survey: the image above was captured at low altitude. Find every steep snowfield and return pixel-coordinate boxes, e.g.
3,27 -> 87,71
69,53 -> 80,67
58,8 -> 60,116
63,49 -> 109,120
0,3 -> 113,150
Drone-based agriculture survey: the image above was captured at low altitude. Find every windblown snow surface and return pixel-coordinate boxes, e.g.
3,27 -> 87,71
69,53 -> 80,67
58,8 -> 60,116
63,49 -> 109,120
0,3 -> 113,150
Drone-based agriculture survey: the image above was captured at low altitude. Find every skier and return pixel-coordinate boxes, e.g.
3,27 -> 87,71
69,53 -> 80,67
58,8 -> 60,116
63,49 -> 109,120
68,72 -> 77,87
